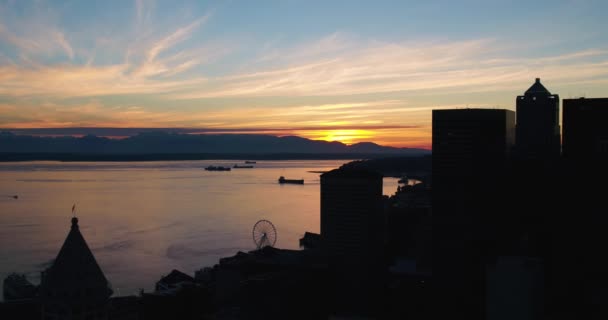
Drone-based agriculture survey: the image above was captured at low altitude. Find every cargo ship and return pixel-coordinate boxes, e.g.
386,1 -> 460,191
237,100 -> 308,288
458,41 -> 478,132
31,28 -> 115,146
278,176 -> 304,184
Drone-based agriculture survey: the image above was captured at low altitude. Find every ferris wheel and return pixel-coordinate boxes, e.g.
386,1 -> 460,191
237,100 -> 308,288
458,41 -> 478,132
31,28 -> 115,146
252,219 -> 277,249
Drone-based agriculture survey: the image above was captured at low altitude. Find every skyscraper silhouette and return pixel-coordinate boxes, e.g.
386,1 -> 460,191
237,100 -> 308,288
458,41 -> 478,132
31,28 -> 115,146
320,168 -> 384,315
515,78 -> 561,160
321,169 -> 384,267
432,108 -> 515,319
562,97 -> 608,162
559,97 -> 608,318
39,217 -> 113,320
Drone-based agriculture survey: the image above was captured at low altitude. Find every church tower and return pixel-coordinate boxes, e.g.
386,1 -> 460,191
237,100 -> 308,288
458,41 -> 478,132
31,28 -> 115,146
39,217 -> 113,320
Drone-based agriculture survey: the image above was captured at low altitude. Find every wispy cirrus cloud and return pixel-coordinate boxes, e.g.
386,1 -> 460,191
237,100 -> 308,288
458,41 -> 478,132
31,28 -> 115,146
146,15 -> 209,63
0,64 -> 207,97
0,99 -> 417,133
0,100 -> 200,128
52,31 -> 74,60
0,3 -> 222,97
1,5 -> 607,100
254,32 -> 355,64
174,38 -> 608,99
132,13 -> 212,77
0,22 -> 74,60
3,18 -> 607,101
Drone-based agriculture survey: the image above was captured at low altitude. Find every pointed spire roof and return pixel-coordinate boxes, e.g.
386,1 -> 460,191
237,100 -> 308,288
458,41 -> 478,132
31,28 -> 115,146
525,78 -> 551,95
41,217 -> 112,297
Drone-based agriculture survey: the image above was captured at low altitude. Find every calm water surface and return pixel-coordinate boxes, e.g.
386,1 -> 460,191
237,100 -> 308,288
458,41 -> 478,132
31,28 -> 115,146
0,160 -> 399,298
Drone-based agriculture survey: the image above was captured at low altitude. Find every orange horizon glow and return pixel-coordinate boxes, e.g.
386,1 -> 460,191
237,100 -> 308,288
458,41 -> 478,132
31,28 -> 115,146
307,129 -> 374,145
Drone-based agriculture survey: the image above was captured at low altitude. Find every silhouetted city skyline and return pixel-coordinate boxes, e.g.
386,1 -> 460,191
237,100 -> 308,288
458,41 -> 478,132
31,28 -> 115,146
2,77 -> 608,319
2,1 -> 608,319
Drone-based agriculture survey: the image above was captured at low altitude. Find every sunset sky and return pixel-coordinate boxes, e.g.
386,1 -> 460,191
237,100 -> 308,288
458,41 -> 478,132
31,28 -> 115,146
1,0 -> 607,148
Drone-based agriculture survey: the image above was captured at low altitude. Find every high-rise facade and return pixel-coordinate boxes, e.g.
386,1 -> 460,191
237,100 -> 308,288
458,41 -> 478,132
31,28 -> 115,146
321,168 -> 384,265
432,108 -> 515,188
320,168 -> 384,314
432,108 -> 515,319
515,78 -> 560,160
563,97 -> 608,162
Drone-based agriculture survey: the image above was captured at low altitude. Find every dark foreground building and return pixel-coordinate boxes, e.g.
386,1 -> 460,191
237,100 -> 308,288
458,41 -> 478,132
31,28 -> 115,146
563,97 -> 608,162
557,97 -> 608,319
432,108 -> 515,319
432,108 -> 515,186
320,168 -> 385,316
321,168 -> 385,266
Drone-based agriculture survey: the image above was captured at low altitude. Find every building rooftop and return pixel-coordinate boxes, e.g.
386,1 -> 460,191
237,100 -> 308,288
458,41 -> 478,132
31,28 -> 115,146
41,217 -> 111,295
432,108 -> 514,120
158,269 -> 194,286
321,168 -> 383,179
218,246 -> 325,269
524,78 -> 551,95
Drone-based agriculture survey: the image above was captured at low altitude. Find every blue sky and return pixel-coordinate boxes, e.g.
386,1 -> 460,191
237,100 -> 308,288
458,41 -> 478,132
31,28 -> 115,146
1,0 -> 607,147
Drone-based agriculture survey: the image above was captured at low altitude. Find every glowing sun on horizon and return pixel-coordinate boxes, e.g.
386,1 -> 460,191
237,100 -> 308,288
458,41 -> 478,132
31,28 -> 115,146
312,129 -> 374,145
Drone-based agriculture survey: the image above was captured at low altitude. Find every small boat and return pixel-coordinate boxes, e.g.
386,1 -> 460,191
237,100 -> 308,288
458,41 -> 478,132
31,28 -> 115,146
12,195 -> 18,199
278,176 -> 304,185
205,166 -> 231,171
245,161 -> 257,164
233,164 -> 254,168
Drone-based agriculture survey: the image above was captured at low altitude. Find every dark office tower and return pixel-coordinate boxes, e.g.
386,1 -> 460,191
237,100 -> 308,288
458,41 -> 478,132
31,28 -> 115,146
432,109 -> 515,320
320,168 -> 384,315
515,78 -> 560,160
321,169 -> 384,264
563,97 -> 608,162
40,217 -> 113,320
559,97 -> 608,319
432,109 -> 515,187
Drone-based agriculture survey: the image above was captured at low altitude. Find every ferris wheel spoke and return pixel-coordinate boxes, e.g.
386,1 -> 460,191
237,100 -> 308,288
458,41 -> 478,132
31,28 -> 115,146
252,219 -> 277,249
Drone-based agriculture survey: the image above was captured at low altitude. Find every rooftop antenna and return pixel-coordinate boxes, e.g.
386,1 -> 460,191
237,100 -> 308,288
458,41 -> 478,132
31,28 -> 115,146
72,203 -> 76,217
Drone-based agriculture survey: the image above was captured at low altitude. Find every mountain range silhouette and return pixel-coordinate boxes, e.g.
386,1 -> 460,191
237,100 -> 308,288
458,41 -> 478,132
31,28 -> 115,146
0,131 -> 429,160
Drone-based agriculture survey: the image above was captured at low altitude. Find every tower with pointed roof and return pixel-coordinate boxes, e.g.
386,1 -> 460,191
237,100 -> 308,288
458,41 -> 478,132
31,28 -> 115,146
515,78 -> 561,160
39,217 -> 113,320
